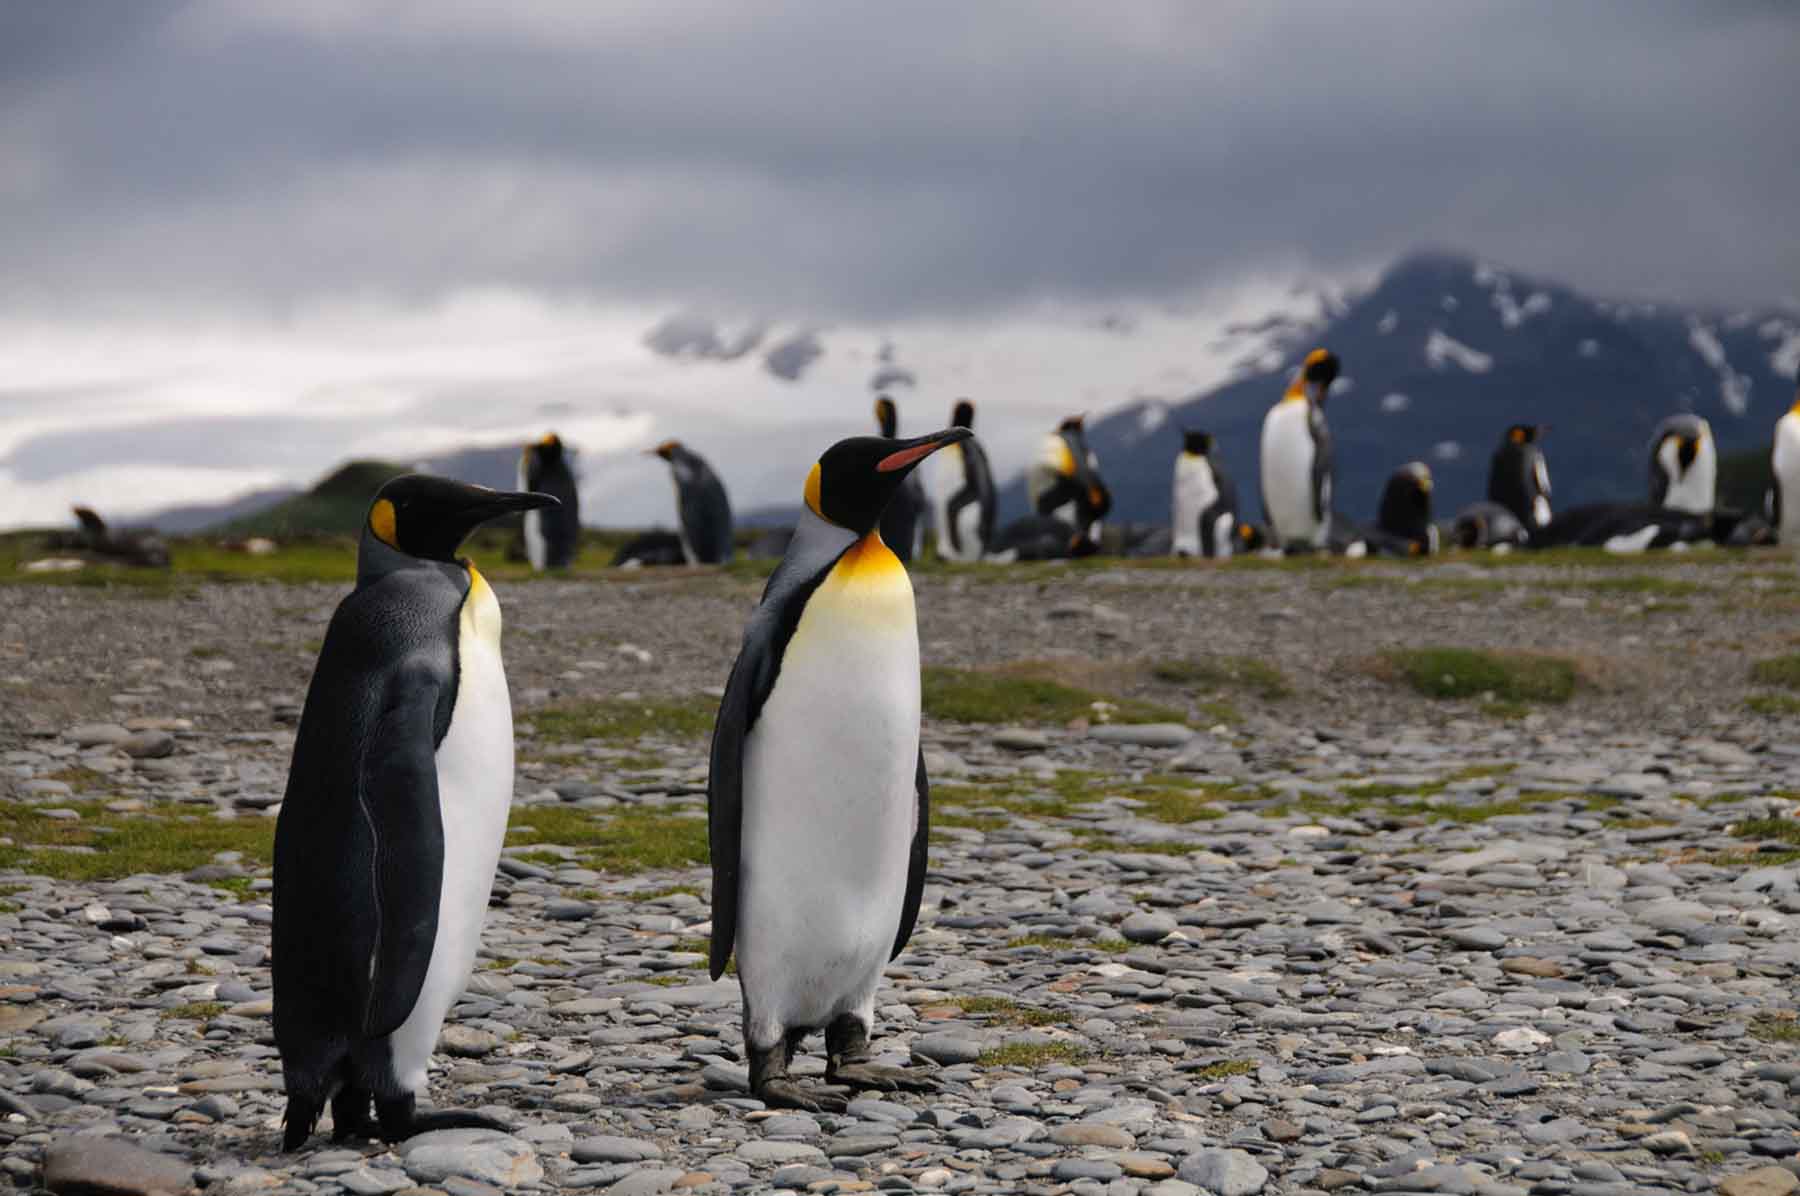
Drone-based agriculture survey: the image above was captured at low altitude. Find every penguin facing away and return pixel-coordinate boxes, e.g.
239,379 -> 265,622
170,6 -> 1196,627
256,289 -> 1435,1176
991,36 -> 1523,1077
1259,348 -> 1338,552
873,396 -> 928,564
517,433 -> 581,570
1650,414 -> 1716,515
708,427 -> 970,1112
651,440 -> 735,564
1768,370 -> 1800,545
930,399 -> 998,563
1171,430 -> 1240,558
273,475 -> 559,1150
1487,424 -> 1552,530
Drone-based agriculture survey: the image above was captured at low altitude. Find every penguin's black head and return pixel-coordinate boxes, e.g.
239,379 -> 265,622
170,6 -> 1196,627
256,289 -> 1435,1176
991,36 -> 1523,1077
805,429 -> 972,536
536,433 -> 564,461
1182,430 -> 1214,456
1057,414 -> 1087,435
366,474 -> 559,564
1300,349 -> 1340,401
874,396 -> 898,438
650,440 -> 682,462
951,400 -> 975,429
1506,424 -> 1544,446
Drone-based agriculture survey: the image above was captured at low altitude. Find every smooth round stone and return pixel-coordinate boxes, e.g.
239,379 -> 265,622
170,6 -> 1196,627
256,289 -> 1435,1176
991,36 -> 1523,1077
572,1135 -> 664,1163
1121,912 -> 1178,944
911,1034 -> 982,1066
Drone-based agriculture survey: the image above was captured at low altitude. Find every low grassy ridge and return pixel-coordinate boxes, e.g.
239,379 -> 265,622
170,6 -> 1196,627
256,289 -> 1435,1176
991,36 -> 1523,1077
526,695 -> 718,744
1709,815 -> 1800,867
0,802 -> 274,884
1150,656 -> 1291,700
1750,656 -> 1800,690
1378,647 -> 1579,709
506,805 -> 708,875
922,664 -> 1184,726
931,770 -> 1228,838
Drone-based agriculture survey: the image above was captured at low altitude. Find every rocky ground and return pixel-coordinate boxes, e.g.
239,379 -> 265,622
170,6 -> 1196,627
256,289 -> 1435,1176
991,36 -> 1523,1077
3,554 -> 1800,1196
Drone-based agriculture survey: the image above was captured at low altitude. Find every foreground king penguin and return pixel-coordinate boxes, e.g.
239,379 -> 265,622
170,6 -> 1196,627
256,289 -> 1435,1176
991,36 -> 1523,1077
273,475 -> 558,1150
707,427 -> 970,1111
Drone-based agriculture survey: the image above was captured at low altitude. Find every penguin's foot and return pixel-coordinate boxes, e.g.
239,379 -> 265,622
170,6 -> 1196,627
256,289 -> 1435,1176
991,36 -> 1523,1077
826,1061 -> 937,1093
281,1098 -> 323,1153
374,1094 -> 512,1142
757,1078 -> 851,1114
329,1087 -> 379,1142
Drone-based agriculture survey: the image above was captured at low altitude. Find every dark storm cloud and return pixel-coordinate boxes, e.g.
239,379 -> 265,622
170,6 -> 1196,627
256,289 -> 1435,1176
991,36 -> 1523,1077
643,314 -> 767,361
2,1 -> 1797,319
762,331 -> 825,382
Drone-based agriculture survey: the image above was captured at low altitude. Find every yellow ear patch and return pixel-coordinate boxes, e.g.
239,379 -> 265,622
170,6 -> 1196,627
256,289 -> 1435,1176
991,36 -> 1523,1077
1510,427 -> 1526,444
1056,439 -> 1077,477
369,498 -> 398,548
804,461 -> 824,518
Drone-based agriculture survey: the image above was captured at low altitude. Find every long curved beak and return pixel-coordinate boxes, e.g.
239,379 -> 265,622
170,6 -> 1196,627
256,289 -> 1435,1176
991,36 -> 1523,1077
877,427 -> 972,473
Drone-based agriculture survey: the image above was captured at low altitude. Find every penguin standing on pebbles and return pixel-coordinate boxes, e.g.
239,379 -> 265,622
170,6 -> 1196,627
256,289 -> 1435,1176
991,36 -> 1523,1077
517,434 -> 581,570
1171,431 -> 1239,558
873,396 -> 927,564
1488,424 -> 1552,531
1259,349 -> 1338,551
649,440 -> 735,564
708,429 -> 969,1112
1768,370 -> 1800,545
274,476 -> 558,1150
930,399 -> 997,563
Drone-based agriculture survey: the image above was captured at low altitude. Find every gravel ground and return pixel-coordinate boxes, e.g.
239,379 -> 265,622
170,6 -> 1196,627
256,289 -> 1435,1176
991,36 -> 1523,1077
3,555 -> 1800,1196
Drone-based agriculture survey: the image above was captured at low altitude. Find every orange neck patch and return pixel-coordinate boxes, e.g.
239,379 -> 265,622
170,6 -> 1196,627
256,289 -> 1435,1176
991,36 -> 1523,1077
831,531 -> 905,587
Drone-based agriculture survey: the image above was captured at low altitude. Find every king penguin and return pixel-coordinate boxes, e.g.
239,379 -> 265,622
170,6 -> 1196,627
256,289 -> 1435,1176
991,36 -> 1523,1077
873,396 -> 928,564
650,440 -> 735,564
929,399 -> 997,563
1487,424 -> 1552,531
1650,414 -> 1716,515
708,427 -> 970,1112
1259,349 -> 1337,552
1171,431 -> 1240,558
517,433 -> 581,570
1024,415 -> 1111,550
1369,462 -> 1438,556
273,475 -> 558,1150
1768,368 -> 1800,545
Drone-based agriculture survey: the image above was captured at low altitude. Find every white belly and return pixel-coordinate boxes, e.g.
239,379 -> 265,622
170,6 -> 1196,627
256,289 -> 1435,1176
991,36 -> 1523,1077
1171,455 -> 1218,557
519,461 -> 547,571
386,572 -> 514,1093
1210,511 -> 1236,559
1777,415 -> 1800,541
1261,401 -> 1324,547
737,556 -> 920,1048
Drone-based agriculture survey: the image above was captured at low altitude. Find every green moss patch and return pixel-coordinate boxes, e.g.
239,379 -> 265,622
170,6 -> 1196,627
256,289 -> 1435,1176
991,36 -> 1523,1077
953,996 -> 1068,1027
506,805 -> 708,875
0,802 -> 274,883
527,696 -> 718,744
1751,656 -> 1800,691
1150,656 -> 1290,700
1378,647 -> 1578,704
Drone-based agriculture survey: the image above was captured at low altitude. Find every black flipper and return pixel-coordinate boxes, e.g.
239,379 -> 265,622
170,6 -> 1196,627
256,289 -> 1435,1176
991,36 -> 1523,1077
891,748 -> 929,959
356,674 -> 447,1039
707,559 -> 834,980
1308,403 -> 1333,524
944,484 -> 977,555
1770,479 -> 1782,530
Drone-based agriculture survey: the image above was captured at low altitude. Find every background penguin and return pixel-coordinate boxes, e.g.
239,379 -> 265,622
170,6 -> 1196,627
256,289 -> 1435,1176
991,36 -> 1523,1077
1367,462 -> 1438,556
1531,502 -> 1717,553
609,531 -> 688,568
1259,348 -> 1337,552
708,428 -> 969,1112
930,399 -> 997,563
65,506 -> 171,568
274,475 -> 558,1150
1768,370 -> 1800,544
517,433 -> 581,570
1011,415 -> 1111,555
650,440 -> 735,564
1450,501 -> 1529,551
1649,414 -> 1716,514
1171,430 -> 1239,558
873,396 -> 927,564
1487,424 -> 1552,530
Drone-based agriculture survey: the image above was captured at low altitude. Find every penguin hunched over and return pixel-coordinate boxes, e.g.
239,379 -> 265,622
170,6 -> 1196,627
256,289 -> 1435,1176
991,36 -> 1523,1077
707,428 -> 970,1112
1259,348 -> 1337,552
1487,424 -> 1552,531
274,476 -> 558,1150
1650,414 -> 1716,515
1000,415 -> 1111,558
873,396 -> 927,564
930,399 -> 997,562
651,440 -> 734,564
517,433 -> 581,570
1171,431 -> 1240,558
1368,462 -> 1438,557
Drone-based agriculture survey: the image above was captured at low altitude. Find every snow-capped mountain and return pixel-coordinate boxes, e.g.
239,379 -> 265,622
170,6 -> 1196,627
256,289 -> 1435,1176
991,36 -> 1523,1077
1027,249 -> 1800,526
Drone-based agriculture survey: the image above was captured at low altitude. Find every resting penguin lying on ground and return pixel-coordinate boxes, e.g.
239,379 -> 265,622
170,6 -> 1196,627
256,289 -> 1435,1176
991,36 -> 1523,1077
273,475 -> 559,1149
1450,501 -> 1530,551
708,427 -> 969,1111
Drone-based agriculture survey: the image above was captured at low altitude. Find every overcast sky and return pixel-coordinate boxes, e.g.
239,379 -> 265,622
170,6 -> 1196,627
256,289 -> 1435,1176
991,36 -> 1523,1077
3,1 -> 1797,528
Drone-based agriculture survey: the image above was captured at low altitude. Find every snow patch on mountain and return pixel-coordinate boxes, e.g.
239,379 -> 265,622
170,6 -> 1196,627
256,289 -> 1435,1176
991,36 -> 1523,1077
1424,330 -> 1493,374
1380,393 -> 1410,414
1687,318 -> 1752,416
1473,262 -> 1551,329
1377,310 -> 1399,335
1761,319 -> 1800,380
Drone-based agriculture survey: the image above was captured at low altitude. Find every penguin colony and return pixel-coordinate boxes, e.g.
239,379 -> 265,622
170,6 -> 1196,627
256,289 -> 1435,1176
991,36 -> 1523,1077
271,362 -> 1800,1146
